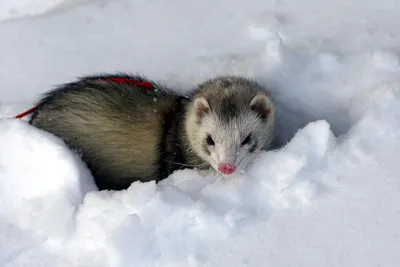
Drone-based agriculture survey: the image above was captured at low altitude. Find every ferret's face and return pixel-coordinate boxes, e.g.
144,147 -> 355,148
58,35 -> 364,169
186,94 -> 275,176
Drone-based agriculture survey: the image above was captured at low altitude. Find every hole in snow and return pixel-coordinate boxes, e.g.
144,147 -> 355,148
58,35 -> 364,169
251,37 -> 400,147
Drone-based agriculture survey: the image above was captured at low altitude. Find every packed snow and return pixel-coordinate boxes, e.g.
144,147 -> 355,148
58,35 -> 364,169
1,0 -> 400,266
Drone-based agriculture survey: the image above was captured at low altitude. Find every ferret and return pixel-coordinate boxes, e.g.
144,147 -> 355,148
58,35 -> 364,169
29,73 -> 275,190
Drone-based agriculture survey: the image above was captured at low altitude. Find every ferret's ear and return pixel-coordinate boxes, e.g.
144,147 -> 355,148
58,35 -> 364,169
194,97 -> 211,121
250,95 -> 272,120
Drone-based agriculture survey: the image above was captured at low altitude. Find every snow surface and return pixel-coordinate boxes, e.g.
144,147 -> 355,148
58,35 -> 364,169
1,0 -> 400,266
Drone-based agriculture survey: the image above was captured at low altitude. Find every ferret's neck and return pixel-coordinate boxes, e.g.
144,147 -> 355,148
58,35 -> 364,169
178,116 -> 209,170
160,97 -> 209,179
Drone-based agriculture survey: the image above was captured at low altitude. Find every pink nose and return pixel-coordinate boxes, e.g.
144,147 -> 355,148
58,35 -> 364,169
218,163 -> 237,175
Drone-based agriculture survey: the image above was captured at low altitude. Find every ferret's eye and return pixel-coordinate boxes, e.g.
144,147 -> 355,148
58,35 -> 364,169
241,134 -> 251,146
206,135 -> 215,146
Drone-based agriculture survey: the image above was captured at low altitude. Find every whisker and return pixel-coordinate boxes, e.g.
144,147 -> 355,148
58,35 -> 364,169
265,146 -> 281,152
163,159 -> 208,168
267,129 -> 279,141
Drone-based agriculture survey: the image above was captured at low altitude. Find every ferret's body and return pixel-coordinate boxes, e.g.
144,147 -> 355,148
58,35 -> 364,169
30,74 -> 275,190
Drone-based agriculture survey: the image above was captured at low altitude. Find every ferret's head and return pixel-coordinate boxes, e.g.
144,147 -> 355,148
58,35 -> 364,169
185,76 -> 275,176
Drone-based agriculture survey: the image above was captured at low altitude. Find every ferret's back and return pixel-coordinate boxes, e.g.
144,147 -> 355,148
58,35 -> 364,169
30,80 -> 180,190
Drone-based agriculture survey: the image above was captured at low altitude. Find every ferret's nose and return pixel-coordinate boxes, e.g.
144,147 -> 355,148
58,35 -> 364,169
218,163 -> 236,175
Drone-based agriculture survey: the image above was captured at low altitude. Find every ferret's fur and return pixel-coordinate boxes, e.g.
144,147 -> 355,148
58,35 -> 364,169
29,73 -> 275,190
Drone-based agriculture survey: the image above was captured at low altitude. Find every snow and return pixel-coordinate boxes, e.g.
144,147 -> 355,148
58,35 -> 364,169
1,0 -> 400,266
0,0 -> 67,21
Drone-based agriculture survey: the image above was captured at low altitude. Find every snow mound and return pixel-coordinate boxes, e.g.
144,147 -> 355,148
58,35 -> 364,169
58,121 -> 328,266
0,119 -> 96,247
0,116 -> 329,266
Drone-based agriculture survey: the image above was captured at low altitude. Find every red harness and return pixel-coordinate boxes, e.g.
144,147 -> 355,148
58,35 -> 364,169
14,76 -> 153,119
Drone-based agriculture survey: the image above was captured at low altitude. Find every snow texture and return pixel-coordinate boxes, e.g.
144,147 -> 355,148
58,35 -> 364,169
0,0 -> 80,21
1,0 -> 400,266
